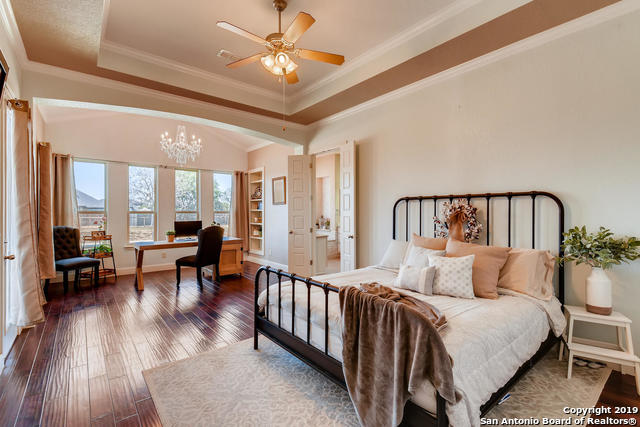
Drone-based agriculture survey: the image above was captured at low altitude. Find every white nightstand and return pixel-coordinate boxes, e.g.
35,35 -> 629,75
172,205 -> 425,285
559,305 -> 640,394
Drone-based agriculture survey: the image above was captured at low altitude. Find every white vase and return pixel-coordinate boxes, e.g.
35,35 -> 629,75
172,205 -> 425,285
585,267 -> 612,315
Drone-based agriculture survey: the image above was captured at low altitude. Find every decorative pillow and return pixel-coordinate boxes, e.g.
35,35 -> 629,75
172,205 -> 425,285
445,239 -> 510,299
410,233 -> 447,250
395,265 -> 436,295
498,248 -> 555,300
379,240 -> 409,270
429,254 -> 475,298
404,245 -> 445,269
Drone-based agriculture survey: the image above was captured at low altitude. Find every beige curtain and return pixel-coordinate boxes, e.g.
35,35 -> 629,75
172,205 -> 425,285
52,153 -> 78,227
8,100 -> 45,328
37,143 -> 56,279
233,171 -> 249,251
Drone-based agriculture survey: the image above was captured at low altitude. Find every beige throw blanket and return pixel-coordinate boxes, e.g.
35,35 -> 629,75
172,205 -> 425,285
339,283 -> 459,427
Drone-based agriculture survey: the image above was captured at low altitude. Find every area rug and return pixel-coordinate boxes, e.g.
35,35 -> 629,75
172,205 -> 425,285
142,339 -> 610,426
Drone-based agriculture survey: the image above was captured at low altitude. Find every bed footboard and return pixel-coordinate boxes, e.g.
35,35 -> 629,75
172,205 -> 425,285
253,265 -> 448,427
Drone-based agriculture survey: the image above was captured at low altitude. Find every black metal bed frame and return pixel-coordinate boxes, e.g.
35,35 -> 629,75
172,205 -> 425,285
254,191 -> 565,426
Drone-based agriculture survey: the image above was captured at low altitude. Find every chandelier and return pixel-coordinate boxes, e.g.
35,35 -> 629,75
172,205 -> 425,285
160,125 -> 202,165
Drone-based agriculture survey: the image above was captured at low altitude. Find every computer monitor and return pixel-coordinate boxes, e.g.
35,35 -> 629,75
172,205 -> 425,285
174,220 -> 202,238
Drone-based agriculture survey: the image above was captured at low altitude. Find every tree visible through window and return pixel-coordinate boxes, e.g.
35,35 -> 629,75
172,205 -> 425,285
74,161 -> 106,236
175,169 -> 199,221
214,173 -> 232,234
128,166 -> 156,242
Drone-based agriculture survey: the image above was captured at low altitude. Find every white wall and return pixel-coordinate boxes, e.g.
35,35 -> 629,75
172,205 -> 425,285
43,113 -> 250,272
248,143 -> 295,265
308,11 -> 640,350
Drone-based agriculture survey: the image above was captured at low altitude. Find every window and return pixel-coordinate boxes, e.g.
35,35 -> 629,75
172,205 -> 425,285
74,161 -> 106,236
175,169 -> 199,221
128,165 -> 156,242
213,172 -> 232,234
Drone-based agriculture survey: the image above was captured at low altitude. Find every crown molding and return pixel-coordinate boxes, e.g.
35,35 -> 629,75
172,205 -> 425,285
0,0 -> 27,62
287,0 -> 481,105
310,0 -> 640,129
100,40 -> 282,102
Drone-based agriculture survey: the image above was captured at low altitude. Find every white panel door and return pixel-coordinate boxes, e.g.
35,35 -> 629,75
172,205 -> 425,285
288,155 -> 315,277
340,141 -> 356,272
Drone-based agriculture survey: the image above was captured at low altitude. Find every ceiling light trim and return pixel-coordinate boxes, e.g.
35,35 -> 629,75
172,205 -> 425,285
100,40 -> 282,101
309,0 -> 639,128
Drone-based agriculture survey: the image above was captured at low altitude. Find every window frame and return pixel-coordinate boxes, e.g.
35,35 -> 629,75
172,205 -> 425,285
213,171 -> 233,233
174,168 -> 200,221
74,159 -> 107,237
127,164 -> 157,243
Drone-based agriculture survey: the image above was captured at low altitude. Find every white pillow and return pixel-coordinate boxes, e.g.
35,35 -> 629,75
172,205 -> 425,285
429,254 -> 476,299
379,240 -> 410,270
404,245 -> 445,269
395,264 -> 436,295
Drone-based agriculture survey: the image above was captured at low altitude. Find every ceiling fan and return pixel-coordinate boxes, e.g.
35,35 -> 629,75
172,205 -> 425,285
216,0 -> 345,84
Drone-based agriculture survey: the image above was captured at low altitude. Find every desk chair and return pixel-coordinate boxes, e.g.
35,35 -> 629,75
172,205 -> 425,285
176,225 -> 224,287
44,226 -> 100,298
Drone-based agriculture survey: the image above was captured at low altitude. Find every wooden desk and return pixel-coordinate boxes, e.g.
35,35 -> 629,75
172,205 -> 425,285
133,236 -> 243,290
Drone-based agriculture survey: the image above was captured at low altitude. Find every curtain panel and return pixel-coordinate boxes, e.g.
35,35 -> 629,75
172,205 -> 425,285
233,171 -> 249,251
8,100 -> 45,328
52,153 -> 78,227
37,142 -> 56,279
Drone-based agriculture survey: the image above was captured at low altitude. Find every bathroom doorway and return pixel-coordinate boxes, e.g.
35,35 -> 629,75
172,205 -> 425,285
314,151 -> 341,274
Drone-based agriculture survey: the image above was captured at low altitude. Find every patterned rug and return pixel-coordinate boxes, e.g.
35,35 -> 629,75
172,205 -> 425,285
143,339 -> 610,426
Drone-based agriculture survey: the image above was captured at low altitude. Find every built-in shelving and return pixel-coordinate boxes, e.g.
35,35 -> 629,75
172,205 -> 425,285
248,167 -> 265,255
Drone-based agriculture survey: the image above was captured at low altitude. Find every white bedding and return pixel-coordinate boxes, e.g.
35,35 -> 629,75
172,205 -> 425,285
257,266 -> 566,427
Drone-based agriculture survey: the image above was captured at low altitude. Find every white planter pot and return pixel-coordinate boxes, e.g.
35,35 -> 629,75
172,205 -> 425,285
585,267 -> 612,315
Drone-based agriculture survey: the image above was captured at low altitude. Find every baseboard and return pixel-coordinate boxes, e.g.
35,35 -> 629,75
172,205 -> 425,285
244,255 -> 288,271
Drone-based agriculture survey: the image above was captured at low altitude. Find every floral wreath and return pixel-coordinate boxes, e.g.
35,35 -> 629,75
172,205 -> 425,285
433,199 -> 483,242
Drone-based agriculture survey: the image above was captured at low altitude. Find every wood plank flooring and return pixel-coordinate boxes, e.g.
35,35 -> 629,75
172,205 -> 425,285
0,262 -> 637,426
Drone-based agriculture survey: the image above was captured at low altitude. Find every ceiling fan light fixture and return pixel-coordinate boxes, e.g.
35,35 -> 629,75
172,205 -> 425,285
261,53 -> 297,75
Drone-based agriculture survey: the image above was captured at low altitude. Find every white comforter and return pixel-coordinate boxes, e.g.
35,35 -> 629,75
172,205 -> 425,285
257,266 -> 566,427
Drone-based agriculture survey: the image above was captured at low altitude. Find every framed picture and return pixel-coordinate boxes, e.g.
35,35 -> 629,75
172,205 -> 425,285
272,176 -> 286,205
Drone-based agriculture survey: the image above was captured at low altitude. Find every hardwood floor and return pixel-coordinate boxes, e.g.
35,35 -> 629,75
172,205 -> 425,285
0,262 -> 637,426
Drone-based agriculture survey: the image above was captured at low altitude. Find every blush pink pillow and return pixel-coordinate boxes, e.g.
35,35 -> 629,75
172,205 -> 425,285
445,239 -> 510,299
410,233 -> 447,250
498,248 -> 555,300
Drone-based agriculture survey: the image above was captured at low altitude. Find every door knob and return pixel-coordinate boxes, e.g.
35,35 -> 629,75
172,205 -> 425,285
4,254 -> 15,260
289,230 -> 293,234
347,235 -> 354,239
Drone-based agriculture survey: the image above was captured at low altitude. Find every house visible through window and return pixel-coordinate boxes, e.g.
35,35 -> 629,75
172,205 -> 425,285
128,165 -> 156,242
213,172 -> 232,234
175,169 -> 199,221
74,160 -> 106,236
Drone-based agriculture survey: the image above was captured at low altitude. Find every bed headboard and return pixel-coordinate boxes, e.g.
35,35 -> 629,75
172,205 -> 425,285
392,191 -> 565,304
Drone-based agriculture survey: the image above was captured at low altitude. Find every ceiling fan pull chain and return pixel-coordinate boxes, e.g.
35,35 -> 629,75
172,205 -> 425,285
282,75 -> 286,132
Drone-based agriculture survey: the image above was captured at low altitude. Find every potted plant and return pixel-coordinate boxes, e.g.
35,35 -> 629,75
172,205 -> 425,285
558,226 -> 640,315
166,230 -> 176,242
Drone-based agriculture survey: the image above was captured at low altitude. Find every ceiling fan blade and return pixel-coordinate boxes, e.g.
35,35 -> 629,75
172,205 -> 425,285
285,71 -> 299,84
296,49 -> 344,65
226,53 -> 264,68
216,21 -> 267,45
283,12 -> 315,43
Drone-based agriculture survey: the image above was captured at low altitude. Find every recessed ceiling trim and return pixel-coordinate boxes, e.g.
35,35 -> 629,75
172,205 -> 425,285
288,0 -> 482,104
310,0 -> 640,128
99,40 -> 282,102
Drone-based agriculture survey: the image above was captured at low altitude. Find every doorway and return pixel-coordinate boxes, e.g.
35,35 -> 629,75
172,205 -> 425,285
314,151 -> 341,274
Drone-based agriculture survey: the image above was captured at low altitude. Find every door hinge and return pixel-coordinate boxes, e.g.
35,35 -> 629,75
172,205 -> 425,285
310,260 -> 313,265
309,163 -> 313,168
309,227 -> 313,233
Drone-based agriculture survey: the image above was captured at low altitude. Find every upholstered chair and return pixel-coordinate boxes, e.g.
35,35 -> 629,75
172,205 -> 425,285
44,226 -> 100,297
176,225 -> 225,287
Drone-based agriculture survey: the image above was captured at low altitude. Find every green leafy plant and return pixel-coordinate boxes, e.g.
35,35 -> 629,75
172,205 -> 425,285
166,230 -> 176,236
558,226 -> 640,270
95,244 -> 112,254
